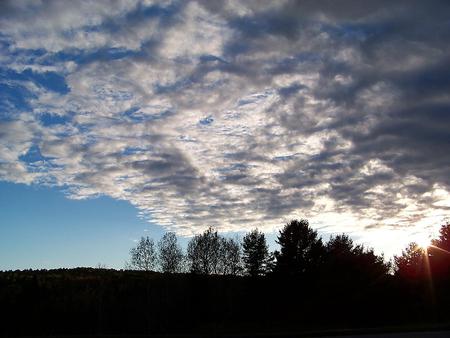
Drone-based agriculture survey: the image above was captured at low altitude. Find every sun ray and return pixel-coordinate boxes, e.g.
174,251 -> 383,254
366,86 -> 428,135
428,244 -> 450,255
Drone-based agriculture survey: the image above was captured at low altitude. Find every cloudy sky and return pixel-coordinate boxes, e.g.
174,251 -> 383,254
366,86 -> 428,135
1,0 -> 450,268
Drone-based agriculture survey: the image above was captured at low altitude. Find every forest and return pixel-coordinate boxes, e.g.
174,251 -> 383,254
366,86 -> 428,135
1,219 -> 450,337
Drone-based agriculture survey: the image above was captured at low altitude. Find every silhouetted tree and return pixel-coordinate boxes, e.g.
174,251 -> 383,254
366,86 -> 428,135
187,228 -> 243,275
355,246 -> 390,280
219,237 -> 243,275
274,219 -> 325,275
326,234 -> 356,255
429,222 -> 450,277
324,234 -> 359,277
324,234 -> 389,279
187,227 -> 222,274
431,221 -> 450,251
128,236 -> 157,271
158,232 -> 184,273
394,242 -> 426,279
242,229 -> 270,277
95,263 -> 107,269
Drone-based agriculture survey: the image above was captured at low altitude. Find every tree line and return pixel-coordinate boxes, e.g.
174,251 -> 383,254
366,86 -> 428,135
128,218 -> 450,280
394,222 -> 450,280
127,227 -> 268,276
2,219 -> 450,337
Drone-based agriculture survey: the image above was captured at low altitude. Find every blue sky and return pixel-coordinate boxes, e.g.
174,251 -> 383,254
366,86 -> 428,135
0,181 -> 167,269
1,0 -> 450,269
0,181 -> 280,270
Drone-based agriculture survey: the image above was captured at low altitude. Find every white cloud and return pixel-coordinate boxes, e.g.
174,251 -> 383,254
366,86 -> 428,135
1,0 -> 449,256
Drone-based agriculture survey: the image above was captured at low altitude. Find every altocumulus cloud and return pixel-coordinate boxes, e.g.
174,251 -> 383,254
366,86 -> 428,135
1,0 -> 450,252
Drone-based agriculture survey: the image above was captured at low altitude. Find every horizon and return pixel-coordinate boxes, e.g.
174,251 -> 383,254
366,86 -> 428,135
1,0 -> 449,270
0,181 -> 442,271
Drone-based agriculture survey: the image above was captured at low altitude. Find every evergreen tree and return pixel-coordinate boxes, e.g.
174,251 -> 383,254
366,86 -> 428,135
242,229 -> 270,276
274,219 -> 325,275
431,221 -> 450,251
325,234 -> 389,281
394,242 -> 427,279
429,222 -> 450,277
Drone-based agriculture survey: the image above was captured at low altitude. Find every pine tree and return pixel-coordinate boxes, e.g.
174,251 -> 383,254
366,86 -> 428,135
242,229 -> 270,276
394,242 -> 426,279
274,219 -> 325,275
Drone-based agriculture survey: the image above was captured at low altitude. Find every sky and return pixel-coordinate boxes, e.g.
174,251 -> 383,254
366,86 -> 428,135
1,0 -> 450,269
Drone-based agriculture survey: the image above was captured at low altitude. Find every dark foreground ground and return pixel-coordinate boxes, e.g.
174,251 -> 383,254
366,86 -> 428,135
2,268 -> 450,337
19,332 -> 450,338
321,331 -> 450,337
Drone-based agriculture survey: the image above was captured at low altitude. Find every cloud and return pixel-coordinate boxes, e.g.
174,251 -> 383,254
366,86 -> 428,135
0,0 -> 449,254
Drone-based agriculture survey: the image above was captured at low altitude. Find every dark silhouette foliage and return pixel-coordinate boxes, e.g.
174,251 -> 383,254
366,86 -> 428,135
187,227 -> 222,274
354,246 -> 390,280
432,222 -> 450,251
429,222 -> 450,278
128,236 -> 157,271
157,232 -> 184,273
219,236 -> 243,275
4,220 -> 450,337
274,219 -> 325,275
324,234 -> 362,278
242,229 -> 270,276
325,234 -> 390,282
394,242 -> 427,279
186,228 -> 243,275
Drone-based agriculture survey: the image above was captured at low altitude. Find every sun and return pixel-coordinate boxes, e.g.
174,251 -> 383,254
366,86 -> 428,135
415,235 -> 431,250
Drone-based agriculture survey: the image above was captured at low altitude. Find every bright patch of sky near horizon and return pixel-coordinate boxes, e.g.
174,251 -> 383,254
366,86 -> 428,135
1,0 -> 450,268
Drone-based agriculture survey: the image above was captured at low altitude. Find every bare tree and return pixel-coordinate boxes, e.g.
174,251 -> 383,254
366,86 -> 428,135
187,227 -> 221,274
128,236 -> 157,271
219,237 -> 243,275
158,232 -> 184,273
95,263 -> 107,269
187,227 -> 243,275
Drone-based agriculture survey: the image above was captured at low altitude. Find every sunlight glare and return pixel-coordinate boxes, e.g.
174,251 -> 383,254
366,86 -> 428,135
415,235 -> 431,250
